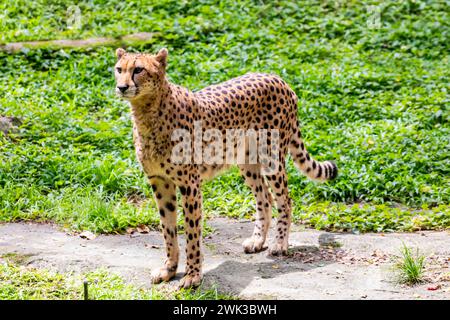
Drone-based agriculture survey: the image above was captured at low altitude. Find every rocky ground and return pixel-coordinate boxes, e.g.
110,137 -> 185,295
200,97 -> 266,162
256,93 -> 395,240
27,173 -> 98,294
0,218 -> 448,299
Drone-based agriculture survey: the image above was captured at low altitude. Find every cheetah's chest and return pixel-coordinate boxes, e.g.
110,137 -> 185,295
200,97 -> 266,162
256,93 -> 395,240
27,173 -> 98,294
133,130 -> 168,177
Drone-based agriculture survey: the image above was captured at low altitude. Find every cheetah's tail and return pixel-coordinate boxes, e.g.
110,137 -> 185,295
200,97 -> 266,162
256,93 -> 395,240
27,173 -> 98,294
289,124 -> 338,182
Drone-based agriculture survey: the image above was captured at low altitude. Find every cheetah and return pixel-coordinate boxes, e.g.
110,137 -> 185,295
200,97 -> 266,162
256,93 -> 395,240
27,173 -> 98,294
114,48 -> 337,288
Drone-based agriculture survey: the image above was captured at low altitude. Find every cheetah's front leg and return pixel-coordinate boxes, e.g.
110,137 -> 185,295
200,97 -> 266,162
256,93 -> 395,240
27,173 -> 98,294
179,176 -> 203,288
149,178 -> 179,284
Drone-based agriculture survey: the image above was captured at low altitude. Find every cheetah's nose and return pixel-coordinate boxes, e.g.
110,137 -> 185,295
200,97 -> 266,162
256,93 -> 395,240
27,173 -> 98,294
117,85 -> 129,93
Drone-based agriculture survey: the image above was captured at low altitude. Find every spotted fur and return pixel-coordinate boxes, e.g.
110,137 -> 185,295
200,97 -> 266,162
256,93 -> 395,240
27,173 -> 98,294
114,48 -> 337,288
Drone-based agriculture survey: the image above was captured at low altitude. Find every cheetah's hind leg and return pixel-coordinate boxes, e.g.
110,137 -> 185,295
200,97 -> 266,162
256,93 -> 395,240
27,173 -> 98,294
239,164 -> 273,254
265,167 -> 291,256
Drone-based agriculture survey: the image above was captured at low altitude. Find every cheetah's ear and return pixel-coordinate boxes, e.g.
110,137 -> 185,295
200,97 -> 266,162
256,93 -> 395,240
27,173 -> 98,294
116,48 -> 126,60
155,48 -> 168,69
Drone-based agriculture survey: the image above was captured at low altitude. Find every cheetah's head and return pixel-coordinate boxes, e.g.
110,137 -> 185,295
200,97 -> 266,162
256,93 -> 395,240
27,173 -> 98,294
114,48 -> 167,100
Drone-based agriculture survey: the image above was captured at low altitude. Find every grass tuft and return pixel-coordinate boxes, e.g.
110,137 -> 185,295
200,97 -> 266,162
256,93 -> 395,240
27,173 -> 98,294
394,243 -> 426,285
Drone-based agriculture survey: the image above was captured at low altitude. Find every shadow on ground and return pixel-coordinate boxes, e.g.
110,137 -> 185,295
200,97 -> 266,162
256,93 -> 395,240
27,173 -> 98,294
203,244 -> 341,295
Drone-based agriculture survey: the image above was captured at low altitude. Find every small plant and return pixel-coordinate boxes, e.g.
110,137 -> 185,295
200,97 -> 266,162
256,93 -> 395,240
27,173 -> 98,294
394,243 -> 426,285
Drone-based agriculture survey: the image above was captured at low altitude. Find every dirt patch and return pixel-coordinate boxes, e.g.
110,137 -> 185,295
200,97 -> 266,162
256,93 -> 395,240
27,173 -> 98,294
1,252 -> 35,265
0,116 -> 22,136
0,32 -> 158,53
0,218 -> 448,299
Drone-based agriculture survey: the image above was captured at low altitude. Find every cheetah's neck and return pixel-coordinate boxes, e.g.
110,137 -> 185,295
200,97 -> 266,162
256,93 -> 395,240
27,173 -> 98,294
129,80 -> 175,160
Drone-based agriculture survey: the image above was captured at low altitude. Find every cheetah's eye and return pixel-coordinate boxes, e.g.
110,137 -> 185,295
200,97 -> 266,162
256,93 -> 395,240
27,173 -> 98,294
116,67 -> 122,74
134,67 -> 144,74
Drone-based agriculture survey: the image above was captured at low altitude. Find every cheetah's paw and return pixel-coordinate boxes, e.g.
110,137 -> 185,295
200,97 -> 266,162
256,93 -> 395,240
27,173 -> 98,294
268,242 -> 288,256
242,237 -> 266,254
151,266 -> 177,284
179,273 -> 203,289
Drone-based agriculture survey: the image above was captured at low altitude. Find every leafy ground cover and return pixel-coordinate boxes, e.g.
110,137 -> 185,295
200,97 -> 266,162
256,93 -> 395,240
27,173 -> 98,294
0,254 -> 230,300
0,0 -> 448,233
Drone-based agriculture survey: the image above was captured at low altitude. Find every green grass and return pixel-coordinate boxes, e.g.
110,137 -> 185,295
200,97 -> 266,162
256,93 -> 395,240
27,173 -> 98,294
394,244 -> 426,285
0,262 -> 232,300
0,0 -> 449,233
